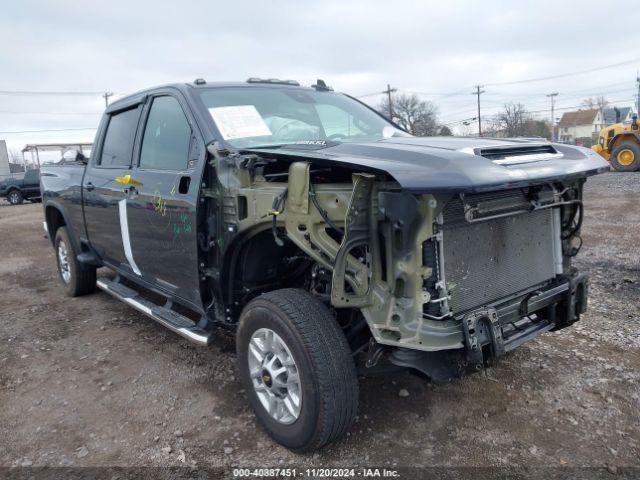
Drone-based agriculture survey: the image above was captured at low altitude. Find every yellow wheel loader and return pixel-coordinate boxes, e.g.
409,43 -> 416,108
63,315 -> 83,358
592,114 -> 640,171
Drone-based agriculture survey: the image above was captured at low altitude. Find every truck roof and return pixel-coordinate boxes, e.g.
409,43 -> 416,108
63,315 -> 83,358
106,79 -> 317,113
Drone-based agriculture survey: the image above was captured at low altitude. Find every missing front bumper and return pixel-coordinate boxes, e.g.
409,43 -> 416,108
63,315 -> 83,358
388,273 -> 589,382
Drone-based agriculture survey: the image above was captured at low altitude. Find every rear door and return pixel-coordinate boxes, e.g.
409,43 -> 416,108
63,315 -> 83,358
22,169 -> 41,198
83,104 -> 143,271
125,92 -> 203,307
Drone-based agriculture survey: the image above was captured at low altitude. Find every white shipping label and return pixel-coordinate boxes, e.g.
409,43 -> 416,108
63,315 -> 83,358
208,105 -> 272,140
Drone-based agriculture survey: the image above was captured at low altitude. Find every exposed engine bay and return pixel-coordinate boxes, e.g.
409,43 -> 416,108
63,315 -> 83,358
201,140 -> 592,381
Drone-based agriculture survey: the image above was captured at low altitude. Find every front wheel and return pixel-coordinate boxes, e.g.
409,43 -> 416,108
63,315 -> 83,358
610,142 -> 640,171
236,289 -> 359,452
7,190 -> 23,205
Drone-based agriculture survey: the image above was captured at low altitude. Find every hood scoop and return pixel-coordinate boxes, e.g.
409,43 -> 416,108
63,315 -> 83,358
473,144 -> 563,165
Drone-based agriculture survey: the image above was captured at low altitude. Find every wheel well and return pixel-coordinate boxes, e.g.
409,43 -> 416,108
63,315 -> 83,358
610,133 -> 640,150
222,229 -> 314,319
45,206 -> 65,242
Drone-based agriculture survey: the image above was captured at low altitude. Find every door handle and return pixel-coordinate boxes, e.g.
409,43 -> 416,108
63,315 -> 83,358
85,182 -> 95,192
124,186 -> 138,197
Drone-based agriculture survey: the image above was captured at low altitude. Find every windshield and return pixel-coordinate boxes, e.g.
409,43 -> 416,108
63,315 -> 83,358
198,86 -> 406,148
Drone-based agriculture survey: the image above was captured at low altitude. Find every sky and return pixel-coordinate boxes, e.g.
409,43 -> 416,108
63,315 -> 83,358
1,0 -> 640,163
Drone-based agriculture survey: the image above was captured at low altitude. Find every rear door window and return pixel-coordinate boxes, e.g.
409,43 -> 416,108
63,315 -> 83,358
24,169 -> 39,183
99,107 -> 141,167
138,96 -> 192,170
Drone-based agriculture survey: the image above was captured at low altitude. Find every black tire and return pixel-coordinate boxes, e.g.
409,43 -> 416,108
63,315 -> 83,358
54,227 -> 96,297
236,289 -> 359,452
7,189 -> 23,205
610,142 -> 640,172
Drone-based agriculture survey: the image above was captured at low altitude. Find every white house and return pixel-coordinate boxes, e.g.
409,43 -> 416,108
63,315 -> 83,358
558,106 -> 637,146
593,106 -> 636,131
558,109 -> 598,145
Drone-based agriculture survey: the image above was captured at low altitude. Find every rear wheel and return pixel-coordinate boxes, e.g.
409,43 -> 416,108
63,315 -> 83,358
7,189 -> 23,205
54,227 -> 96,297
610,142 -> 640,172
236,289 -> 359,452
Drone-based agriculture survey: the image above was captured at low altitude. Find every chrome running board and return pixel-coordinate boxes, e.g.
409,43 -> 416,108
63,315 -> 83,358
96,278 -> 212,346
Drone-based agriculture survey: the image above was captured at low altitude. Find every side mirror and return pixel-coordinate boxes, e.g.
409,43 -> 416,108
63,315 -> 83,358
632,115 -> 638,130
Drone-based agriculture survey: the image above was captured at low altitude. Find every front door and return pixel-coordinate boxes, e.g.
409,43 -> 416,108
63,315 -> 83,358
125,93 -> 203,308
83,105 -> 142,271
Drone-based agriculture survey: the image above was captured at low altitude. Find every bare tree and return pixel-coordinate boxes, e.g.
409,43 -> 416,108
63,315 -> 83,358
582,96 -> 609,110
582,96 -> 609,127
496,103 -> 530,137
521,119 -> 551,139
378,93 -> 439,136
489,104 -> 552,139
437,125 -> 453,136
9,149 -> 23,164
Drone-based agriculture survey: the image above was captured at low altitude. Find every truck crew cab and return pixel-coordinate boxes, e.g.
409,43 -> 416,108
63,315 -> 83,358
41,78 -> 608,451
1,168 -> 41,205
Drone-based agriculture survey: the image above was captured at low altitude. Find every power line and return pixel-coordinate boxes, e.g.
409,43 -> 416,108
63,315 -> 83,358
528,97 -> 635,115
356,91 -> 384,99
484,80 -> 635,98
0,127 -> 97,134
442,97 -> 636,127
484,57 -> 640,87
401,88 -> 471,98
359,58 -> 640,101
0,111 -> 102,115
0,90 -> 110,96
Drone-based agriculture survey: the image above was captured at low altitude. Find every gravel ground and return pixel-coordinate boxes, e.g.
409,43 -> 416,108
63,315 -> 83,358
0,172 -> 638,472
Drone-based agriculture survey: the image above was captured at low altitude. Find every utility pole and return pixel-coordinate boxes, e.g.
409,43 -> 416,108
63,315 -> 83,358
102,91 -> 114,107
471,85 -> 485,136
383,84 -> 397,120
546,92 -> 558,141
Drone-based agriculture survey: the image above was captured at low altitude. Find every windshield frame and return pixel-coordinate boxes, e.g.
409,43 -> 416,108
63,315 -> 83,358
190,84 -> 408,150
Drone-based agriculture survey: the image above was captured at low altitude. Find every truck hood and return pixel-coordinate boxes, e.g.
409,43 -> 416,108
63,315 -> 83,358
245,137 -> 609,193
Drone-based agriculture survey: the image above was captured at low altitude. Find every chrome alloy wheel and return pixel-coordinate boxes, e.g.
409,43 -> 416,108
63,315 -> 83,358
8,191 -> 20,204
248,328 -> 302,424
57,240 -> 71,283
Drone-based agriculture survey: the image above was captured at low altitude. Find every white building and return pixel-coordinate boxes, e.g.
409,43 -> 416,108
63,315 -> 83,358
558,109 -> 598,145
0,140 -> 11,179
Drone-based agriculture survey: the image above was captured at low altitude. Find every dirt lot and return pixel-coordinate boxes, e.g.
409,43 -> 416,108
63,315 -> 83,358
0,172 -> 638,472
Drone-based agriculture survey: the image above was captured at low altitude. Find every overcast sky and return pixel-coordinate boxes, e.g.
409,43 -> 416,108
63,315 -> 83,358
2,0 -> 640,160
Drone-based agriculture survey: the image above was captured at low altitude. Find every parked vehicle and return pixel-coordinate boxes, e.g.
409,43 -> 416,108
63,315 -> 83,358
0,169 -> 41,205
592,113 -> 640,171
41,78 -> 608,451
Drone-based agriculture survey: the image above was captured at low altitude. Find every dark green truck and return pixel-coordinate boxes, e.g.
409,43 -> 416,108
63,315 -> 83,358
0,168 -> 41,205
40,78 -> 608,451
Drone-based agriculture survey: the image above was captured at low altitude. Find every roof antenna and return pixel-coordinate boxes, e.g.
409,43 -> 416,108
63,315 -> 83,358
312,79 -> 333,91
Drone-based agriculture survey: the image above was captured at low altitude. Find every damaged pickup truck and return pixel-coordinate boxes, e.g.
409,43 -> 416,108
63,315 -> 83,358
41,78 -> 609,451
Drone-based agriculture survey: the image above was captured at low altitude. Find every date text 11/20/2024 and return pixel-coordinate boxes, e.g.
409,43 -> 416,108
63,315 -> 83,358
232,467 -> 400,477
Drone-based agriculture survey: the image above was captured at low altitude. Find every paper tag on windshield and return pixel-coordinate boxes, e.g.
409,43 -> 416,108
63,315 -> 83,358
208,105 -> 272,140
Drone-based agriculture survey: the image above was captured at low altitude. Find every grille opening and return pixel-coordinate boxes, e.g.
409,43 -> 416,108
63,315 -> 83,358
441,190 -> 557,314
